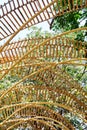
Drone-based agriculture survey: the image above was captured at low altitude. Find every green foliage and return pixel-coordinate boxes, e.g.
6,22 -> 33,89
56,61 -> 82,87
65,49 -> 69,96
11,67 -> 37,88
27,26 -> 54,38
52,6 -> 87,41
75,31 -> 86,42
65,114 -> 85,130
52,11 -> 81,31
0,75 -> 19,90
63,65 -> 87,91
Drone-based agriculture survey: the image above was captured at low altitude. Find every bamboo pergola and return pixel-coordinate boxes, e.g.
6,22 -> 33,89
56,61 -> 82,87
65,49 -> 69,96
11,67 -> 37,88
0,0 -> 87,130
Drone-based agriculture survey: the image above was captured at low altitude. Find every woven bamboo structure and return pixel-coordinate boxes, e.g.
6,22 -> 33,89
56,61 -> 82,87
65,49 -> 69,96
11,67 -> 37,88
0,0 -> 87,130
0,0 -> 87,41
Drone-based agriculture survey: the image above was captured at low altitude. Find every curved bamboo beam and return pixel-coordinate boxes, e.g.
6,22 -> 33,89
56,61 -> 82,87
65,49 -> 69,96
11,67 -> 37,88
34,65 -> 87,102
0,102 -> 86,123
0,0 -> 57,52
0,28 -> 87,80
0,1 -> 87,129
0,62 -> 87,75
0,26 -> 87,53
7,118 -> 56,130
6,118 -> 65,130
0,65 -> 52,99
1,0 -> 87,41
1,118 -> 56,130
0,105 -> 73,130
0,85 -> 86,114
0,60 -> 86,101
0,37 -> 86,65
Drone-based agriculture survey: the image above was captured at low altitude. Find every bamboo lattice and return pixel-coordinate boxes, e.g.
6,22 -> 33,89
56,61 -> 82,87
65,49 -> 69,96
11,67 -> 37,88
0,0 -> 87,130
0,0 -> 87,41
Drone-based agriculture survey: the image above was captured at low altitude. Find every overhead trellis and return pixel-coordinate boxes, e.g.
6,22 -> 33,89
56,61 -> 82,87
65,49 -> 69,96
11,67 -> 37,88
0,37 -> 86,64
0,0 -> 87,41
0,28 -> 87,80
0,0 -> 87,130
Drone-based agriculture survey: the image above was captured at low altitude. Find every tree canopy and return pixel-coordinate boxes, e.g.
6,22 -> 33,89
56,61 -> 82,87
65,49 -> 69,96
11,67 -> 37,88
51,7 -> 87,42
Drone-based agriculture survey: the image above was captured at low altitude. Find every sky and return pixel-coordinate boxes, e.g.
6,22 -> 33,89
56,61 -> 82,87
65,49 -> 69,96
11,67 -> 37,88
0,0 -> 52,45
0,0 -> 8,5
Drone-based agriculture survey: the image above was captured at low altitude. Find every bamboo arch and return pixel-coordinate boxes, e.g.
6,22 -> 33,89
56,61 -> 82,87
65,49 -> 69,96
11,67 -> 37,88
0,84 -> 86,118
0,104 -> 75,130
0,30 -> 87,80
0,37 -> 86,64
1,84 -> 86,109
0,1 -> 87,130
1,0 -> 87,41
6,119 -> 57,130
0,65 -> 86,103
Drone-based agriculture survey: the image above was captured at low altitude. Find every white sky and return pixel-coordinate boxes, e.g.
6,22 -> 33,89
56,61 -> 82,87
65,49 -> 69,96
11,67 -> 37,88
0,0 -> 8,5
